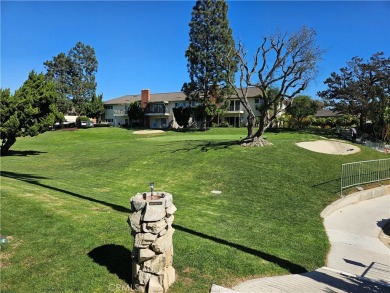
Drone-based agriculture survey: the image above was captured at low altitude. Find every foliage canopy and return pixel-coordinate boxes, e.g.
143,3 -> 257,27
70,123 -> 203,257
318,52 -> 390,142
0,71 -> 63,155
286,95 -> 319,127
44,41 -> 98,115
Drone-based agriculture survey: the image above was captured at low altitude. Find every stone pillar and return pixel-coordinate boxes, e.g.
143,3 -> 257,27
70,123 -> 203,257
128,192 -> 176,293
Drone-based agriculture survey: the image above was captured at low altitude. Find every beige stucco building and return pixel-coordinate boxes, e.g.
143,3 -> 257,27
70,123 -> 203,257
103,88 -> 285,128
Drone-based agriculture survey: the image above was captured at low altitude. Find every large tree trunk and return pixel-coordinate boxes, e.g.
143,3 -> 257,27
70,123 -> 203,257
200,104 -> 208,131
359,114 -> 365,132
246,113 -> 255,138
1,136 -> 16,156
241,113 -> 272,147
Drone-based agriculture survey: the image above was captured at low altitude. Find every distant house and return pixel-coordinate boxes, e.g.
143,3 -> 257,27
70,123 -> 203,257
314,108 -> 343,118
103,88 -> 286,129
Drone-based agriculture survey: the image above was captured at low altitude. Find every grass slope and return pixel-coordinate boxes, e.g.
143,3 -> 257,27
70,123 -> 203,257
0,127 -> 386,292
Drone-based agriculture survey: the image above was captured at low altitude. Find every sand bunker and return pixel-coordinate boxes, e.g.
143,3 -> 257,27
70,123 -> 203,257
133,130 -> 165,135
296,140 -> 360,155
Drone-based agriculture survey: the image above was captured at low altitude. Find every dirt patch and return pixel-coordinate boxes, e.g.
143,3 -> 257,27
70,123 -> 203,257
296,140 -> 360,155
133,130 -> 165,135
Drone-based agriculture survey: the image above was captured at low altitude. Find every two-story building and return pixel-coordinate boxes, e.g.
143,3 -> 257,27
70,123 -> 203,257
103,88 -> 285,128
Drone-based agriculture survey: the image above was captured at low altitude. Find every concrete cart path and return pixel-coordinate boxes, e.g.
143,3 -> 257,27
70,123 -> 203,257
212,194 -> 390,293
324,194 -> 390,283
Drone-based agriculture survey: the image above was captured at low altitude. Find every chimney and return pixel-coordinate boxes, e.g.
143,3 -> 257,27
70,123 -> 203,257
141,89 -> 151,109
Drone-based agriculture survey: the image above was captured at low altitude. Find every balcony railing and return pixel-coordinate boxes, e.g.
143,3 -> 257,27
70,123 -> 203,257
145,105 -> 169,115
113,110 -> 127,116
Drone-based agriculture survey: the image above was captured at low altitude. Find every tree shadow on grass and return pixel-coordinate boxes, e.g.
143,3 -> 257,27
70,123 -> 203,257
170,140 -> 240,153
2,170 -> 308,275
173,224 -> 308,274
0,171 -> 131,214
2,150 -> 47,156
88,244 -> 132,285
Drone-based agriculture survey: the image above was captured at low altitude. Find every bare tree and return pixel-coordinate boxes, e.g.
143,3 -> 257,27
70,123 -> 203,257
226,26 -> 324,145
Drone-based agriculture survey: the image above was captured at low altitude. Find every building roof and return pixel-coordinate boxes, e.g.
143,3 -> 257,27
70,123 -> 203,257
314,108 -> 343,117
104,87 -> 262,105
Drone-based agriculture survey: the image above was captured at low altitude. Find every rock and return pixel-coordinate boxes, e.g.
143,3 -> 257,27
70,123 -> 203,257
142,219 -> 167,234
137,270 -> 152,285
158,228 -> 167,237
148,275 -> 164,293
161,266 -> 176,290
164,193 -> 173,208
151,228 -> 174,254
142,254 -> 166,275
131,193 -> 147,211
166,215 -> 174,227
133,283 -> 146,293
129,211 -> 142,233
139,248 -> 156,262
166,204 -> 177,217
134,233 -> 157,248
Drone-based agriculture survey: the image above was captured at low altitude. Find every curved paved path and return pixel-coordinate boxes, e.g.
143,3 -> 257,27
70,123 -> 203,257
212,194 -> 390,293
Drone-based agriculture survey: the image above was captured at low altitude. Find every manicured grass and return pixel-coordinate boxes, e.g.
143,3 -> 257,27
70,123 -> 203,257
0,127 -> 387,292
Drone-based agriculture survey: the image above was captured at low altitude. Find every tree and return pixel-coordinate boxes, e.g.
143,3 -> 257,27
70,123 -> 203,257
173,106 -> 193,128
0,71 -> 63,155
182,0 -> 237,130
127,101 -> 144,127
85,94 -> 105,123
44,41 -> 98,115
318,52 -> 390,141
225,26 -> 324,144
286,95 -> 318,128
43,52 -> 73,114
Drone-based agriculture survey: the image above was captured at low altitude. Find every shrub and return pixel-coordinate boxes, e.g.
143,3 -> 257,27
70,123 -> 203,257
301,117 -> 312,128
314,118 -> 326,128
76,116 -> 90,128
219,121 -> 231,127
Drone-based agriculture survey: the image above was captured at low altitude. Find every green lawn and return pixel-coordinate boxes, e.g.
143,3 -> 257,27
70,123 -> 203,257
0,127 -> 386,292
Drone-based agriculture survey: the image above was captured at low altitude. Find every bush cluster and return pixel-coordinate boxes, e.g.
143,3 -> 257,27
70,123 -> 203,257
281,114 -> 360,129
76,116 -> 91,128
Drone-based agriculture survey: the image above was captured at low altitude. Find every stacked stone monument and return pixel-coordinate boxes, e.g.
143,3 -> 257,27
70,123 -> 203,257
128,192 -> 176,293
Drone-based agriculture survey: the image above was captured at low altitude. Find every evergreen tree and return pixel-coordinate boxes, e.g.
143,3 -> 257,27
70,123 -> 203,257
127,101 -> 144,127
173,106 -> 193,128
182,0 -> 237,130
85,94 -> 105,123
1,71 -> 63,155
44,42 -> 98,115
318,52 -> 390,141
286,95 -> 318,128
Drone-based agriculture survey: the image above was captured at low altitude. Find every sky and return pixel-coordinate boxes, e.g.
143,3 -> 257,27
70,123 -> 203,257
1,1 -> 389,101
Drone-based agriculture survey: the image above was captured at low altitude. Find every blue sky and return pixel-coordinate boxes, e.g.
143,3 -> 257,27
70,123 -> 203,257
1,1 -> 389,101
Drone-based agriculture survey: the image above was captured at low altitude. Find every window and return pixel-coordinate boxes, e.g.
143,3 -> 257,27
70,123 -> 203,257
104,105 -> 113,109
229,100 -> 241,111
105,119 -> 113,122
255,99 -> 260,104
149,104 -> 166,113
175,102 -> 186,108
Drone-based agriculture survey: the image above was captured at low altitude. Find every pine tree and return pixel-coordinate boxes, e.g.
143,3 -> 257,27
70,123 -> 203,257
182,0 -> 237,130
